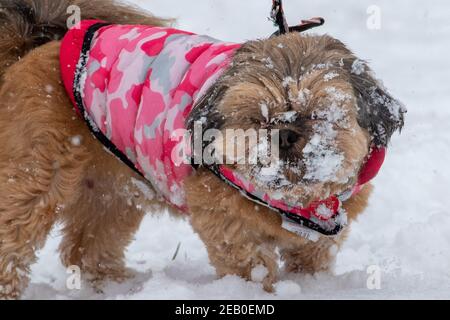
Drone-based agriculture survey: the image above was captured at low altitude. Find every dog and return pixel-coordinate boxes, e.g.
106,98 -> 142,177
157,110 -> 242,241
0,0 -> 405,299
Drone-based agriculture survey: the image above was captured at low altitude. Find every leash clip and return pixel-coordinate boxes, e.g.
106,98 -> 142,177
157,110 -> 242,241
270,0 -> 325,36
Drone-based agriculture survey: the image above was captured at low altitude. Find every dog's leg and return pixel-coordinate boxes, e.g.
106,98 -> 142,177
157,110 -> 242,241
58,154 -> 153,289
280,238 -> 341,274
0,112 -> 91,299
190,211 -> 279,292
185,170 -> 280,291
280,185 -> 373,274
0,143 -> 90,299
0,43 -> 94,299
0,41 -> 162,295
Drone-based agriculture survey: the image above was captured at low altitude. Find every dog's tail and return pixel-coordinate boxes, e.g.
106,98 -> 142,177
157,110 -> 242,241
0,0 -> 170,77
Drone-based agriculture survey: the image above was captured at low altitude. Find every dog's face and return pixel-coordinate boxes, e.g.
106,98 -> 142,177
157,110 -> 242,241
189,33 -> 405,207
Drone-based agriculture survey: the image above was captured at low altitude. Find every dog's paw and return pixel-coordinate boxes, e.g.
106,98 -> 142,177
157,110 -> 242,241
85,267 -> 136,294
281,242 -> 337,275
250,264 -> 277,293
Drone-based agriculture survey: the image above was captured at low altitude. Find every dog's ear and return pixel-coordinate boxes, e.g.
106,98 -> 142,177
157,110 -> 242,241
345,59 -> 406,147
187,83 -> 228,134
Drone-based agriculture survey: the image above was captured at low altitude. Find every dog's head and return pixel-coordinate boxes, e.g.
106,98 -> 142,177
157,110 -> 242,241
188,33 -> 405,207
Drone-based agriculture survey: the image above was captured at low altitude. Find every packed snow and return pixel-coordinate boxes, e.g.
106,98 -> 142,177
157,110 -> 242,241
302,87 -> 352,184
24,0 -> 450,299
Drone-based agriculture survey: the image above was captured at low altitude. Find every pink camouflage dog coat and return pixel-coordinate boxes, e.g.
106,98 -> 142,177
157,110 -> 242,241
60,20 -> 241,211
61,20 -> 386,236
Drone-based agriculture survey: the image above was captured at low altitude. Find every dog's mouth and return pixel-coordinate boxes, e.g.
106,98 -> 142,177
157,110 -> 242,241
205,146 -> 386,237
244,154 -> 354,210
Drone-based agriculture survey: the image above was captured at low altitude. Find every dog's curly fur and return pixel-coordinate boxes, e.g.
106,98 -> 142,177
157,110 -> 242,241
0,0 -> 404,299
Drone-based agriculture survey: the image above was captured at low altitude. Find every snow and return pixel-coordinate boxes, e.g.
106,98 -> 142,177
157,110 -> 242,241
275,281 -> 302,296
70,135 -> 83,146
324,72 -> 339,82
260,102 -> 269,123
302,119 -> 345,183
24,0 -> 450,299
296,88 -> 311,105
252,158 -> 291,191
130,177 -> 155,201
251,265 -> 269,283
282,76 -> 296,88
45,84 -> 54,94
351,59 -> 366,76
316,204 -> 336,220
262,57 -> 275,70
271,111 -> 298,124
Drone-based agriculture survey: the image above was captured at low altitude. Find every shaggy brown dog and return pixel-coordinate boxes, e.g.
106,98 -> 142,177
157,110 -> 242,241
0,0 -> 404,299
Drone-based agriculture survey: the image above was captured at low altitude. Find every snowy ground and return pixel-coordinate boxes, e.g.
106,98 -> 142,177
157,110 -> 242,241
25,0 -> 450,299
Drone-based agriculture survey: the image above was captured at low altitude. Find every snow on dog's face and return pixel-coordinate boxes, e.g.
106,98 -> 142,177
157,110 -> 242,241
188,33 -> 405,207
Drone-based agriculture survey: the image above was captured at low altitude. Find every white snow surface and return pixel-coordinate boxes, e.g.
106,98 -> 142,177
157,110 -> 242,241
25,0 -> 450,299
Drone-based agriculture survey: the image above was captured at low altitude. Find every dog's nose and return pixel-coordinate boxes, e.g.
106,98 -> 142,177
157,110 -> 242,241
279,129 -> 299,150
